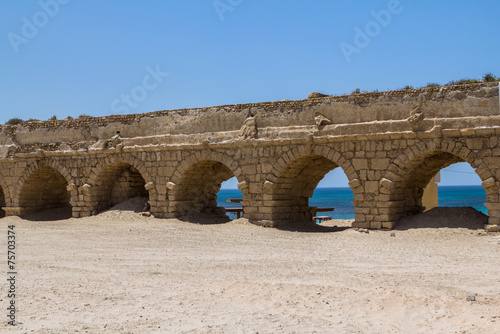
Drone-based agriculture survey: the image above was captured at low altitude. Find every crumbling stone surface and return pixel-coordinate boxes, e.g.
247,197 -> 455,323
0,82 -> 499,231
308,92 -> 330,99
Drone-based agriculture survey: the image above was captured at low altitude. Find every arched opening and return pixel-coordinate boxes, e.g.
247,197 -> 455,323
395,151 -> 463,215
0,186 -> 6,218
393,151 -> 489,229
19,166 -> 71,218
312,168 -> 354,220
92,163 -> 148,213
170,160 -> 235,220
426,162 -> 487,213
271,154 -> 353,224
217,176 -> 242,220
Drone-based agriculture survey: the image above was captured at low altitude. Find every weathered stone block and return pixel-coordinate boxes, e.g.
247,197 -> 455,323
481,177 -> 496,189
371,159 -> 390,170
382,221 -> 396,229
352,159 -> 368,170
249,183 -> 260,194
365,181 -> 379,194
348,178 -> 361,189
237,180 -> 249,190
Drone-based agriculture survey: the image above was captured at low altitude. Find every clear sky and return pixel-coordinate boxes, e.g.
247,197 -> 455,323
1,0 -> 498,188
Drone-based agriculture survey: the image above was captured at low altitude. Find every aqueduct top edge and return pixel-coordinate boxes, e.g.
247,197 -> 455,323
0,82 -> 498,158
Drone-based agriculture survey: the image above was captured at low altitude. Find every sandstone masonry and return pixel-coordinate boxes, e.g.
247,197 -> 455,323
1,82 -> 499,231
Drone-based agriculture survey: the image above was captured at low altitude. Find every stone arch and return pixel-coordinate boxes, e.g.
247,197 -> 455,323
265,146 -> 361,223
86,155 -> 156,213
16,160 -> 74,196
265,145 -> 359,184
87,155 -> 156,189
168,151 -> 246,217
169,151 -> 245,185
380,139 -> 495,226
16,160 -> 74,215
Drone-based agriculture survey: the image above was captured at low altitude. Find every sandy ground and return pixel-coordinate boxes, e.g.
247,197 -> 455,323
1,203 -> 500,333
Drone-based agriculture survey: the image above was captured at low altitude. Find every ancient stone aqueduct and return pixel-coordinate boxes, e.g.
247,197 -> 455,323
1,82 -> 500,231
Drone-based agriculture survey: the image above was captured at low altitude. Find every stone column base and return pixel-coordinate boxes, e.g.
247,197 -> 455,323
248,219 -> 281,228
3,207 -> 43,217
485,224 -> 500,232
3,207 -> 22,217
352,221 -> 370,229
353,221 -> 396,230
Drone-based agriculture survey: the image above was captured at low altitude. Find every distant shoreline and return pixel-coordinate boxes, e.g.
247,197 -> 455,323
220,185 -> 485,191
218,185 -> 488,219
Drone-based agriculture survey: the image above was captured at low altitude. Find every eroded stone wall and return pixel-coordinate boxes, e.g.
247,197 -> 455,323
1,82 -> 499,231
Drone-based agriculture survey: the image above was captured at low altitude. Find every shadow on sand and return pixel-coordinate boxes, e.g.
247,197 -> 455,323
275,220 -> 351,233
177,213 -> 231,225
21,207 -> 73,222
394,207 -> 488,230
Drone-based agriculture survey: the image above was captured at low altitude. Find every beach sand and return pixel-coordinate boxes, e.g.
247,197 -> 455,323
1,203 -> 499,333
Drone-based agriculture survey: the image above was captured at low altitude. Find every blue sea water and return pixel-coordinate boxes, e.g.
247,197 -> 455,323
438,185 -> 487,215
309,187 -> 354,219
217,189 -> 245,220
217,189 -> 244,209
217,185 -> 487,220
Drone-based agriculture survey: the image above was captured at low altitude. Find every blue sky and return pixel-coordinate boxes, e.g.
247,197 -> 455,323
1,0 -> 498,188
